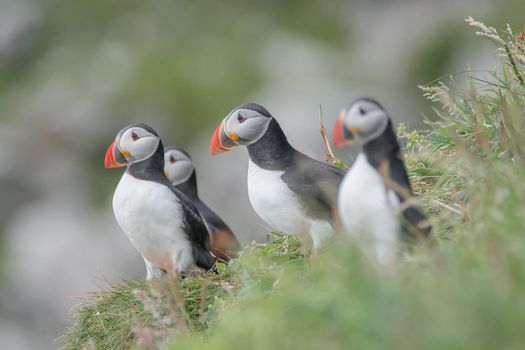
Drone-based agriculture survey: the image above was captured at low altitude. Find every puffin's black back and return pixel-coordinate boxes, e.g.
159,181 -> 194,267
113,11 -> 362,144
177,190 -> 217,270
363,119 -> 431,239
282,153 -> 345,222
175,169 -> 240,261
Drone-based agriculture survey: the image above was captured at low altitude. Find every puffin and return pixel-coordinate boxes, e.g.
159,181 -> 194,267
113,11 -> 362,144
104,123 -> 216,279
333,97 -> 431,265
164,146 -> 241,261
210,103 -> 345,250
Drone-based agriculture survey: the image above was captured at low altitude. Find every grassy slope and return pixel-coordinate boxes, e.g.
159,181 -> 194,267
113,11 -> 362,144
63,21 -> 525,350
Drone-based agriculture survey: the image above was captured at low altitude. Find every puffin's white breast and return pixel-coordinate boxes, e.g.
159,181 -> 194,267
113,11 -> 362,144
247,159 -> 333,248
338,153 -> 400,264
112,173 -> 193,272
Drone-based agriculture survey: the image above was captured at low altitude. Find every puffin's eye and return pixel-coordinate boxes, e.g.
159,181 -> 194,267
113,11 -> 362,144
358,107 -> 366,116
237,114 -> 246,123
169,155 -> 176,164
131,131 -> 139,141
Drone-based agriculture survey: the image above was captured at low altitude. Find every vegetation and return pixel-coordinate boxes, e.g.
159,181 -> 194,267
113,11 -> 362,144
63,19 -> 525,350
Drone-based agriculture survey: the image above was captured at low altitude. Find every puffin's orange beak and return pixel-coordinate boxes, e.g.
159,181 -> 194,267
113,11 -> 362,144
210,121 -> 238,155
104,141 -> 126,168
333,112 -> 354,147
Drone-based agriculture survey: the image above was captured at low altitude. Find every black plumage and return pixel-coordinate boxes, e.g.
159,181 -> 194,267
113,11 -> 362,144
126,135 -> 216,271
247,118 -> 345,223
362,119 -> 431,239
164,146 -> 241,261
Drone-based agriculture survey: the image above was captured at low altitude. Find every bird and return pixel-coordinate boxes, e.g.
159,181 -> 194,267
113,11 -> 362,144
104,123 -> 216,279
333,97 -> 431,265
164,146 -> 241,261
210,102 -> 345,250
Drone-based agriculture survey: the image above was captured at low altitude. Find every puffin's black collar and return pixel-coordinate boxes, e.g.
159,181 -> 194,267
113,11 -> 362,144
247,118 -> 296,170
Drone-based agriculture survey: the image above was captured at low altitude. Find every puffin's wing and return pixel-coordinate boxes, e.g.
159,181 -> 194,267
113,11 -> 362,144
281,154 -> 345,222
193,199 -> 241,261
384,155 -> 432,239
402,206 -> 432,239
173,189 -> 217,270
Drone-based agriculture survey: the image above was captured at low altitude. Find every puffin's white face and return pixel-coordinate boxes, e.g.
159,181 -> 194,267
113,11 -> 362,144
334,98 -> 389,146
118,127 -> 160,164
223,108 -> 271,145
105,124 -> 160,168
164,149 -> 194,185
211,103 -> 272,155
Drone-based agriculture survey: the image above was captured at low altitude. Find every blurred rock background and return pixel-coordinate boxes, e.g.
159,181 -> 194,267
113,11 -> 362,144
0,0 -> 523,348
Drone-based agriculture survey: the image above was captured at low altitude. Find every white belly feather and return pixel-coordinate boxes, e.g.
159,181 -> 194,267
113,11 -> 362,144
247,159 -> 333,249
338,154 -> 401,265
112,173 -> 194,273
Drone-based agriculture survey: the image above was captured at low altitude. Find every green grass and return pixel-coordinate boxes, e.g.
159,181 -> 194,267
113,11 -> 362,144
62,236 -> 304,349
62,19 -> 525,350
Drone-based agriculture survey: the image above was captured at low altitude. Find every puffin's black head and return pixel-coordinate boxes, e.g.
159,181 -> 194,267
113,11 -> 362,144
104,123 -> 161,168
333,97 -> 390,146
163,146 -> 195,185
210,102 -> 273,155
